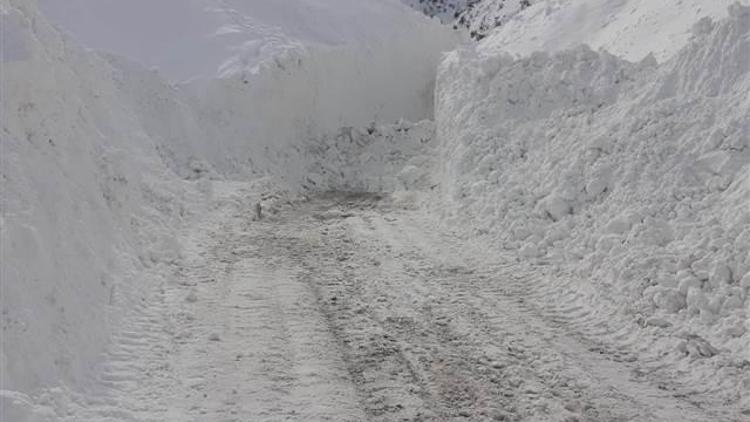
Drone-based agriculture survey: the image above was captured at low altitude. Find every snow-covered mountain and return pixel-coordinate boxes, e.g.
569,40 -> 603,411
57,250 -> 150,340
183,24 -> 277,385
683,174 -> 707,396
437,4 -> 750,408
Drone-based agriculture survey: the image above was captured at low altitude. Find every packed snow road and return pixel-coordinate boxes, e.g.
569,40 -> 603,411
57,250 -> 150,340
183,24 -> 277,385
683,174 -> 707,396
66,189 -> 738,422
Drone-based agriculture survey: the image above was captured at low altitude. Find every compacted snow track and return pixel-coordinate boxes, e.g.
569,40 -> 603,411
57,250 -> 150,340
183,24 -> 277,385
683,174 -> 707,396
58,190 -> 739,422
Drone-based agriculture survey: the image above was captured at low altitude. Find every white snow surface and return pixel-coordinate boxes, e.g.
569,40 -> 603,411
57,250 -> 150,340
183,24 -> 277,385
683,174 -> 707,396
436,2 -> 750,407
480,0 -> 748,62
1,0 -> 210,399
2,0 -> 750,420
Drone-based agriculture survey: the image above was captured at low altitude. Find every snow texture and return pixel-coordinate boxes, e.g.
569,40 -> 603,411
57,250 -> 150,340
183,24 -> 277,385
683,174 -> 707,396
456,0 -> 533,39
479,0 -> 747,62
2,0 -> 749,419
436,3 -> 750,406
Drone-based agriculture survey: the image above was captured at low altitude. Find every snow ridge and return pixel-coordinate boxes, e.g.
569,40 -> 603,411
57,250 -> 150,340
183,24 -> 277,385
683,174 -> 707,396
1,0 -> 203,400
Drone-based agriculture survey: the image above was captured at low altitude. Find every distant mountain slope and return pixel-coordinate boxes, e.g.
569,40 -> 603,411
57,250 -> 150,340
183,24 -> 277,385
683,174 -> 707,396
402,0 -> 533,38
455,0 -> 531,39
401,0 -> 474,23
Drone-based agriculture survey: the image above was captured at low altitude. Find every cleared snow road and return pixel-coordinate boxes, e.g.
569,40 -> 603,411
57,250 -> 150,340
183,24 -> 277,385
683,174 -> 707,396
63,190 -> 738,422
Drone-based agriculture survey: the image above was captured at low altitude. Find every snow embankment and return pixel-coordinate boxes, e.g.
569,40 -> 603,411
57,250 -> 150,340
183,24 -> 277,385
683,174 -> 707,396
1,0 -> 457,407
436,3 -> 749,404
1,0 -> 205,399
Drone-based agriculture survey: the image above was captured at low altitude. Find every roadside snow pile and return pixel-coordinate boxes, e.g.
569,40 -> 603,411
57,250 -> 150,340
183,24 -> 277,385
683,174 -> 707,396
436,3 -> 749,403
401,0 -> 472,23
1,0 -> 207,398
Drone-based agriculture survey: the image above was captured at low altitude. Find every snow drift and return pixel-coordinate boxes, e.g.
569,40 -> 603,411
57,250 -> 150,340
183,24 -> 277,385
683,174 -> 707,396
435,3 -> 749,404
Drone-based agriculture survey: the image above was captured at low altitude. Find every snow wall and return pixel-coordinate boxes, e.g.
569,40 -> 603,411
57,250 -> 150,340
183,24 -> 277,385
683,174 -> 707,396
0,0 -> 459,399
2,0 -> 199,397
436,3 -> 749,403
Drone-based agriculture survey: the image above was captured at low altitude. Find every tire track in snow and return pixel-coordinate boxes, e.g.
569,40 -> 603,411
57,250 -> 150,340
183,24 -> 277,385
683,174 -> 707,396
281,194 -> 733,421
362,205 -> 736,421
154,200 -> 365,422
54,192 -> 365,422
52,191 -> 738,421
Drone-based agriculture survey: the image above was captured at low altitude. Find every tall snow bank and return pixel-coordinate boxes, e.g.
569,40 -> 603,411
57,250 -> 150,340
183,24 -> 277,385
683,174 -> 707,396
436,3 -> 749,403
1,0 -> 205,397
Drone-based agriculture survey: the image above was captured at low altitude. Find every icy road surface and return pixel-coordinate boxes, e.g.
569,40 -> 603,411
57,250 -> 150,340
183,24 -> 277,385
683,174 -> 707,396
64,190 -> 739,422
